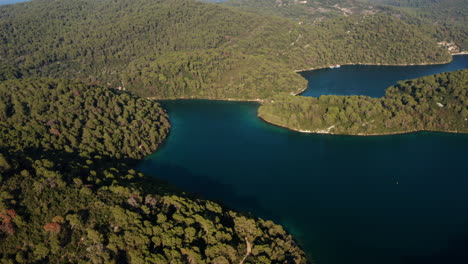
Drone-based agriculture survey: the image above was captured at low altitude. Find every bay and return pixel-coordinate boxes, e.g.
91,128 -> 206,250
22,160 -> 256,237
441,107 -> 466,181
300,55 -> 468,97
140,57 -> 468,264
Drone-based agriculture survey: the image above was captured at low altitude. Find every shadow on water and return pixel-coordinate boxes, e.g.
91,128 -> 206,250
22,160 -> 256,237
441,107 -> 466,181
139,160 -> 278,220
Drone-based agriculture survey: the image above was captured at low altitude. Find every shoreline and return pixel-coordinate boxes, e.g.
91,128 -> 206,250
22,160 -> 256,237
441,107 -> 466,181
148,54 -> 467,101
148,96 -> 264,103
257,114 -> 467,136
294,53 -> 466,73
148,54 -> 466,136
294,57 -> 455,73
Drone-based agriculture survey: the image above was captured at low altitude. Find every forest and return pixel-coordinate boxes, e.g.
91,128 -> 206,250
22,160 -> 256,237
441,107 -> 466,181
370,0 -> 468,50
222,0 -> 467,51
258,70 -> 468,135
0,0 -> 451,100
0,78 -> 170,159
222,0 -> 386,22
0,77 -> 307,263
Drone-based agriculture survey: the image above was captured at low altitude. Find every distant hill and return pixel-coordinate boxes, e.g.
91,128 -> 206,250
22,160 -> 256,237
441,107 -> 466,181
368,0 -> 467,49
222,0 -> 383,21
368,0 -> 447,7
221,0 -> 467,50
0,0 -> 450,100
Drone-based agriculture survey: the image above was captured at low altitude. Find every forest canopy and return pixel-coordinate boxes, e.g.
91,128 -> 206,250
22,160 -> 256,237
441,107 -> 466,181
258,69 -> 468,135
0,0 -> 451,100
222,0 -> 467,51
0,78 -> 170,159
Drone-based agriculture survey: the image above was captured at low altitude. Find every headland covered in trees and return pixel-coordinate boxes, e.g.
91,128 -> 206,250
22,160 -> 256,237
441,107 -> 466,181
259,70 -> 468,135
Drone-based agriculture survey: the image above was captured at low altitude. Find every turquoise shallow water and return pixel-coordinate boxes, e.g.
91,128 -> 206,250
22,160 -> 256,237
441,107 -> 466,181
140,56 -> 468,264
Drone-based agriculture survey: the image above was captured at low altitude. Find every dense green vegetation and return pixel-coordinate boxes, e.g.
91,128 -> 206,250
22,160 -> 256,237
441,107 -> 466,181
258,70 -> 468,135
223,0 -> 382,22
0,78 -> 170,159
0,64 -> 21,81
0,78 -> 307,263
371,0 -> 468,50
0,149 -> 307,263
0,0 -> 450,100
222,0 -> 467,51
369,0 -> 455,8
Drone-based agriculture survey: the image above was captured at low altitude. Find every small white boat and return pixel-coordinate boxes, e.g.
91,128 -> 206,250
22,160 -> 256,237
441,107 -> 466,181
329,64 -> 341,69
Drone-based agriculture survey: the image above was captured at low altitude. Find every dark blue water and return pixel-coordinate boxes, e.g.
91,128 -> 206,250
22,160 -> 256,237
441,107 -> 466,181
140,56 -> 468,264
0,0 -> 29,5
301,55 -> 468,97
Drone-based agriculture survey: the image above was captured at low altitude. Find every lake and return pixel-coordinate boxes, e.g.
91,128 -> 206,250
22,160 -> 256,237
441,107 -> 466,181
0,0 -> 29,6
301,55 -> 467,97
139,55 -> 468,264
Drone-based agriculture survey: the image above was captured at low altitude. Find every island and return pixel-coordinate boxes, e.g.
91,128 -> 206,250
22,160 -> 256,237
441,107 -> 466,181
258,70 -> 468,135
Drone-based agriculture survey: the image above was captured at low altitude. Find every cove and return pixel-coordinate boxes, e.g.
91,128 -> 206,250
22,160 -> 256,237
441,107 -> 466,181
300,55 -> 468,97
139,56 -> 468,264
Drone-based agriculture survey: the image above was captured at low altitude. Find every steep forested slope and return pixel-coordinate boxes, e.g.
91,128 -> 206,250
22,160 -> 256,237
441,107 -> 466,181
369,0 -> 458,7
222,0 -> 381,21
259,70 -> 468,135
0,0 -> 450,100
222,0 -> 467,51
367,0 -> 468,50
0,78 -> 307,263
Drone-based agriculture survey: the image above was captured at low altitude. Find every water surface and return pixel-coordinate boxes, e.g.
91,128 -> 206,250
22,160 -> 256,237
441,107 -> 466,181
140,56 -> 468,264
301,55 -> 468,97
0,0 -> 30,5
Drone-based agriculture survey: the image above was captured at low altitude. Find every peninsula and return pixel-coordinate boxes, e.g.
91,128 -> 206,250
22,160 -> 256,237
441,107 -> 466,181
258,70 -> 468,135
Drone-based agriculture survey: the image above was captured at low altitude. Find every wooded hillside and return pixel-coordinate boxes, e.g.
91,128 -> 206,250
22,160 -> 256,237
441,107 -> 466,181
0,0 -> 450,99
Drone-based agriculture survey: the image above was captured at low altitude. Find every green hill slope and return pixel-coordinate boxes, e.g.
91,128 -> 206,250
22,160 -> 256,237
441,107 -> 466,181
367,0 -> 468,50
0,0 -> 450,100
222,0 -> 467,51
222,0 -> 382,21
